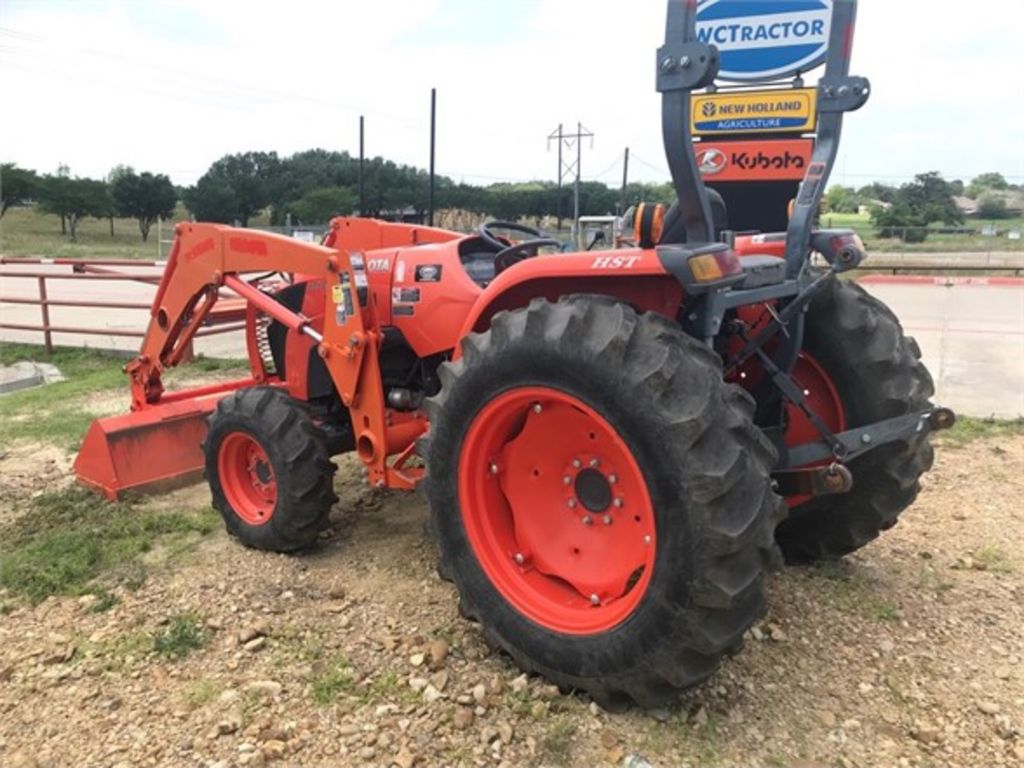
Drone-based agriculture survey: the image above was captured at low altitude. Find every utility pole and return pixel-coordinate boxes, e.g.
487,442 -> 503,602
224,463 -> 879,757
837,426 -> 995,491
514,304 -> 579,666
358,115 -> 365,217
552,123 -> 563,230
547,123 -> 594,239
618,147 -> 630,216
428,88 -> 436,227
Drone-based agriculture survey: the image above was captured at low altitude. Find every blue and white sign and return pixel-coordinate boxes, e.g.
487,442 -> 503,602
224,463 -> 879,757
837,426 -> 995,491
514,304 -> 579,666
696,0 -> 833,82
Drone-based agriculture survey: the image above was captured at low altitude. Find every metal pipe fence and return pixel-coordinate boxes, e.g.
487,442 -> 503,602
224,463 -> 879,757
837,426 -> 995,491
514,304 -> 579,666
0,258 -> 243,354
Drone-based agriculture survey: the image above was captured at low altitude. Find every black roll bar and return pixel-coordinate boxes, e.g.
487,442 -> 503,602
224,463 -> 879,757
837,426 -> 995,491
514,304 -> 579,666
658,0 -> 870,276
656,0 -> 719,245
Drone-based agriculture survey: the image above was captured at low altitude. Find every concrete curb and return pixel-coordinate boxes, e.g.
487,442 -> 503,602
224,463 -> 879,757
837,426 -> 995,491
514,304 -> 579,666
857,275 -> 1024,288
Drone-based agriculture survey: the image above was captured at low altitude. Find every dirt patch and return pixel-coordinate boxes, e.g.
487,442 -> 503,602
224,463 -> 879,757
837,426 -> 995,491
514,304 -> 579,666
0,442 -> 74,510
0,436 -> 1021,768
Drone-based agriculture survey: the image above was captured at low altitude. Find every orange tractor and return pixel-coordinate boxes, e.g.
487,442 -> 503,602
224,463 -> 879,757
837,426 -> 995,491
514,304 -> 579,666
76,0 -> 952,707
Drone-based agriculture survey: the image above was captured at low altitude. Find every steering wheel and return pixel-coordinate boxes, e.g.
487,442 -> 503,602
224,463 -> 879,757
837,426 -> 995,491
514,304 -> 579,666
478,221 -> 562,273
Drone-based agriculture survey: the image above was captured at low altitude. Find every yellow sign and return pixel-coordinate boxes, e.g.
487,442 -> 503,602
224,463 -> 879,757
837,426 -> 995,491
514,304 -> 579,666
331,283 -> 343,304
691,88 -> 817,136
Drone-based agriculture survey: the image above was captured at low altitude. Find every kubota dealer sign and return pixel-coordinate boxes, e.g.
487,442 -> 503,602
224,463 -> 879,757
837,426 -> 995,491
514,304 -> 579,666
695,139 -> 812,182
696,0 -> 833,82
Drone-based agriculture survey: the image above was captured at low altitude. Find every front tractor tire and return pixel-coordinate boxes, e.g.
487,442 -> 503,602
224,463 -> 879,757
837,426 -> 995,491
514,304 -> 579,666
775,277 -> 935,563
420,297 -> 785,708
204,387 -> 337,552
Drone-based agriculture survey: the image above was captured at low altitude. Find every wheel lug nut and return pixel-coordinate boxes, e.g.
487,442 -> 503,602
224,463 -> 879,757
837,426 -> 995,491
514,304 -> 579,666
589,458 -> 599,468
582,515 -> 593,525
514,552 -> 525,564
532,403 -> 543,414
589,593 -> 600,606
567,498 -> 577,509
563,475 -> 572,485
613,497 -> 624,508
489,463 -> 499,475
608,473 -> 618,484
572,458 -> 582,469
602,515 -> 612,525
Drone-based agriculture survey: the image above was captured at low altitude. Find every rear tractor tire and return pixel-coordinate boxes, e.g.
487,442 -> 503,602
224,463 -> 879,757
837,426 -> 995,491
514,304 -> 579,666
204,386 -> 338,552
420,297 -> 785,708
775,277 -> 935,563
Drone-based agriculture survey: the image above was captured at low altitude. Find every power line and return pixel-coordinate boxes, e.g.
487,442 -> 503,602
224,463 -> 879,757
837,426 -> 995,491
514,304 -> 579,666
548,123 -> 594,235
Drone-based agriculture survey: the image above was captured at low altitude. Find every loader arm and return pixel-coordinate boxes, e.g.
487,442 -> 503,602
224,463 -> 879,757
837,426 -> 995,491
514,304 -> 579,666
122,223 -> 409,491
130,223 -> 338,409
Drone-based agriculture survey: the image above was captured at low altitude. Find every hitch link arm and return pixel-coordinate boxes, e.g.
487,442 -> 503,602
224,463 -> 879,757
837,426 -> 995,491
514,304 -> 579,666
780,408 -> 956,470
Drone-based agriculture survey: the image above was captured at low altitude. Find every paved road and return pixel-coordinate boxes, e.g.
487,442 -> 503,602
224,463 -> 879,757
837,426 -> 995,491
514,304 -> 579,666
2,265 -> 1022,417
859,276 -> 1023,419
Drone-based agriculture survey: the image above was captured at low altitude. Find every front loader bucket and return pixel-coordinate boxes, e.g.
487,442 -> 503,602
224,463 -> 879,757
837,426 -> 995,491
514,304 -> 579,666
74,384 -> 249,500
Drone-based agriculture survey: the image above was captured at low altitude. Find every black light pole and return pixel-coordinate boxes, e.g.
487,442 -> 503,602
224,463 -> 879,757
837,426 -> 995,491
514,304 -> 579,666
428,88 -> 436,227
358,115 -> 365,217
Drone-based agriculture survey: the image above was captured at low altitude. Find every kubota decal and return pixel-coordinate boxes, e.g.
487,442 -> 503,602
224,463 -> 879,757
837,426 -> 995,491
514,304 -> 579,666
696,147 -> 728,175
183,237 -> 215,262
367,258 -> 391,272
415,264 -> 442,282
229,237 -> 268,256
695,138 -> 813,182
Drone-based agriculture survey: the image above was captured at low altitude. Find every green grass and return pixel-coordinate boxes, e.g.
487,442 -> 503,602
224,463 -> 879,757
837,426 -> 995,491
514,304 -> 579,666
538,717 -> 576,765
0,344 -> 128,447
154,614 -> 206,659
186,678 -> 223,707
938,416 -> 1024,445
823,211 -> 1024,252
0,343 -> 246,450
89,589 -> 120,613
810,561 -> 902,622
0,204 -> 191,260
0,486 -> 218,603
309,655 -> 355,704
973,544 -> 1013,574
360,668 -> 419,707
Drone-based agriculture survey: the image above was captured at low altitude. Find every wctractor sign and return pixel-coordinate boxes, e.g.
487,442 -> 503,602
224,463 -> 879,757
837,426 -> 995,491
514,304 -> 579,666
696,0 -> 833,82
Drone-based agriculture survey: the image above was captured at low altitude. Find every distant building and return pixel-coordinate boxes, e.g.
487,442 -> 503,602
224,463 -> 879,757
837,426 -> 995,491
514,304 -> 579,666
953,196 -> 978,216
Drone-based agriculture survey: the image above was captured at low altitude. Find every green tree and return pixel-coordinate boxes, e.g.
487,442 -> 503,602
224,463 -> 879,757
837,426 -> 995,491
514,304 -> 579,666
199,151 -> 279,226
966,172 -> 1009,198
36,175 -> 110,241
287,186 -> 356,224
857,182 -> 897,204
1,163 -> 38,218
89,181 -> 118,237
111,170 -> 177,241
824,185 -> 862,214
976,193 -> 1009,219
901,171 -> 962,226
869,172 -> 961,242
183,177 -> 239,223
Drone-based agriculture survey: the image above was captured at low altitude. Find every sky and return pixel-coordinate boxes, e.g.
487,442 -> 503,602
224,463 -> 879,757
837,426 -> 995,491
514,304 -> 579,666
1,0 -> 1022,191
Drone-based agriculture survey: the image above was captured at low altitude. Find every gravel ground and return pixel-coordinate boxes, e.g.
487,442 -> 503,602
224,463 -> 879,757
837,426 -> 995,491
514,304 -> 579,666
0,434 -> 1021,768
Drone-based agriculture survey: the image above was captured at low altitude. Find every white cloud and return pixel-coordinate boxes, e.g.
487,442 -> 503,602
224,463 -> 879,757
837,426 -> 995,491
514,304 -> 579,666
0,0 -> 1021,189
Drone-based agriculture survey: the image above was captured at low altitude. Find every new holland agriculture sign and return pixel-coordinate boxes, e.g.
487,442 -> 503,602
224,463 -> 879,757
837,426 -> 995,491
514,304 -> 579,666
696,0 -> 833,82
691,88 -> 817,135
